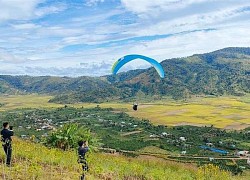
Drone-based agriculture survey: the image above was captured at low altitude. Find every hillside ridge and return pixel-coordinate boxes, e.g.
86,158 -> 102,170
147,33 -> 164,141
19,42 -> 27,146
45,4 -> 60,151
0,47 -> 249,103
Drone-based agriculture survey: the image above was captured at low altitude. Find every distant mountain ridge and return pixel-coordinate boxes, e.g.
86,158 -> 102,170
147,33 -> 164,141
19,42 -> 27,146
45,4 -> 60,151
0,47 -> 249,103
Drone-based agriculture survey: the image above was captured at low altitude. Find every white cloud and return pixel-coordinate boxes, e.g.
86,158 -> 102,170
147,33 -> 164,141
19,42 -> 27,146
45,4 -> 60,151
12,23 -> 40,30
0,0 -> 42,21
35,3 -> 67,17
84,0 -> 105,7
0,49 -> 28,63
121,0 -> 212,14
37,26 -> 83,37
120,25 -> 250,61
130,5 -> 250,37
120,0 -> 250,37
0,0 -> 67,22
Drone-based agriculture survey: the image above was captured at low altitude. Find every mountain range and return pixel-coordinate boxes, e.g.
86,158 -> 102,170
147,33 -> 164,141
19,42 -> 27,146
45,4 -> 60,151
0,47 -> 249,103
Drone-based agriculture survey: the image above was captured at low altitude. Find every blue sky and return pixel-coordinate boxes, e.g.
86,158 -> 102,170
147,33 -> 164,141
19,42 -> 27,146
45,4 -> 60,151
0,0 -> 250,76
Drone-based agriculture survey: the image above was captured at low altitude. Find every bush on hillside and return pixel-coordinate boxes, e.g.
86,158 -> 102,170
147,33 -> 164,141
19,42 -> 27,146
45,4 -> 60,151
44,123 -> 99,150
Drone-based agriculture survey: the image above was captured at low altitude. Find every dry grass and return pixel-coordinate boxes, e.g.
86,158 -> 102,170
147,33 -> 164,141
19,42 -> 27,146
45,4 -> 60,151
0,138 -> 199,180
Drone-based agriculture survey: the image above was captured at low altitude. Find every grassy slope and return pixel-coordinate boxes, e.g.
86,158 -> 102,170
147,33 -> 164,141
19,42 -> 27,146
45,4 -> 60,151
0,138 -> 196,180
0,95 -> 249,129
0,138 -> 247,180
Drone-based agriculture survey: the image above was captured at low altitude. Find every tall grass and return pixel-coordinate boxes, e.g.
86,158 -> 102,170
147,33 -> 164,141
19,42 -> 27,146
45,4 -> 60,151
0,138 -> 246,179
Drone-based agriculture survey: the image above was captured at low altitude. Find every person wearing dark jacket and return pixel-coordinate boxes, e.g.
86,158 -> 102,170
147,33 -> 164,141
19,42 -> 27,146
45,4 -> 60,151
1,122 -> 14,166
78,140 -> 89,180
133,102 -> 138,111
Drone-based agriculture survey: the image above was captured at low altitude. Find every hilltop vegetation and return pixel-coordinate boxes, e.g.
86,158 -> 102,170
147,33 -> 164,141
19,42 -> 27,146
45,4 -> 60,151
0,47 -> 249,103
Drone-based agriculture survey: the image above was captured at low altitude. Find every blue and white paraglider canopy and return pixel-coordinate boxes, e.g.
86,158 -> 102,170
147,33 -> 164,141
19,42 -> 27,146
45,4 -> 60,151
112,54 -> 165,78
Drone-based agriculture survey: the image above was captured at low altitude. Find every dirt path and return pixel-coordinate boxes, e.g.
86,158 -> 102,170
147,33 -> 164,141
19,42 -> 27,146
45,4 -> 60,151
177,156 -> 249,160
224,123 -> 250,130
121,131 -> 142,136
99,148 -> 249,162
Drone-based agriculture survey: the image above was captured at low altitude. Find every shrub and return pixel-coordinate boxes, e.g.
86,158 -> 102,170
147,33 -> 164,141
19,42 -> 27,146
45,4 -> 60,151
45,123 -> 98,150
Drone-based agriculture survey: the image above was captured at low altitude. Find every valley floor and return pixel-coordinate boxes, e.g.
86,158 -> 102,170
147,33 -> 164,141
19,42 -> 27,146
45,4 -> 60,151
0,95 -> 249,129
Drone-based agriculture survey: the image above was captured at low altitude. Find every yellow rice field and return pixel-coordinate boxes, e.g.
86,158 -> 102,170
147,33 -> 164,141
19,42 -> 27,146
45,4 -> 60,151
129,97 -> 250,129
0,95 -> 249,129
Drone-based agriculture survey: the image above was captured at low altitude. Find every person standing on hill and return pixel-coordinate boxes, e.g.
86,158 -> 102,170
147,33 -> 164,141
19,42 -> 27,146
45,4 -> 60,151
1,122 -> 14,166
78,140 -> 89,180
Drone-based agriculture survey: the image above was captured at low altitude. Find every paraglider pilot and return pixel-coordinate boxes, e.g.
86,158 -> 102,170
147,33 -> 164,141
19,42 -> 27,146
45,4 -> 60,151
133,102 -> 138,111
78,140 -> 89,180
1,122 -> 14,166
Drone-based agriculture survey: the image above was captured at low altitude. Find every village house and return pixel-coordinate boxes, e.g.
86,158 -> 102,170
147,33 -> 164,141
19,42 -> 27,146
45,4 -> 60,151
209,157 -> 215,161
206,143 -> 213,147
180,137 -> 186,141
161,132 -> 169,137
149,134 -> 158,138
236,151 -> 249,157
181,150 -> 187,155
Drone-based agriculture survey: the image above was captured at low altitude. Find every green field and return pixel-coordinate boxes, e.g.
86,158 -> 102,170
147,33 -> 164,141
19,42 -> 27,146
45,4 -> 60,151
0,95 -> 249,129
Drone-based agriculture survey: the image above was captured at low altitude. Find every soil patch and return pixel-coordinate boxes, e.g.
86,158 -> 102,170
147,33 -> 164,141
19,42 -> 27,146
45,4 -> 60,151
224,123 -> 250,130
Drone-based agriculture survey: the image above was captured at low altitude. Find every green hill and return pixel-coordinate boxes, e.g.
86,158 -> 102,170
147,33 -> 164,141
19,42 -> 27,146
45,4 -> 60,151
0,138 -> 245,180
0,47 -> 249,103
108,47 -> 250,100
